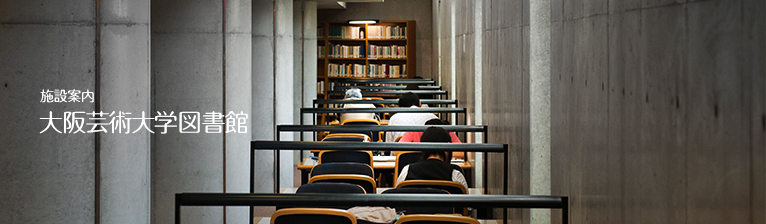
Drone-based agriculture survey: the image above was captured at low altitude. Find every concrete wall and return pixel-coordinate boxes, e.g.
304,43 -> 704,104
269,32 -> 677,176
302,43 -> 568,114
436,0 -> 766,223
0,0 -> 151,223
319,0 -> 434,78
548,0 -> 765,223
151,0 -> 251,223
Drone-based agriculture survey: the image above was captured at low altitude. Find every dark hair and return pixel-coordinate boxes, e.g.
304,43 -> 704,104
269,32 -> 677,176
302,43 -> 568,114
398,92 -> 420,108
419,127 -> 451,161
424,119 -> 448,125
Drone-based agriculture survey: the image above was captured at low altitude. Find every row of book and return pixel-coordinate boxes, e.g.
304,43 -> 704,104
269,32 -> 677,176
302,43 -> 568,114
368,45 -> 407,59
368,64 -> 407,78
328,63 -> 368,78
327,63 -> 407,78
328,26 -> 364,39
367,25 -> 407,39
317,80 -> 325,94
325,44 -> 365,58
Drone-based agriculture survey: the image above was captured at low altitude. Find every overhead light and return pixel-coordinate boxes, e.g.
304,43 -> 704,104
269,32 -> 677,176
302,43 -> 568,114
348,19 -> 379,24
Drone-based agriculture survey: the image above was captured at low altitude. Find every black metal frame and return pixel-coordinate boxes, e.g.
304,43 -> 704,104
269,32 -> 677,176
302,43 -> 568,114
250,141 -> 507,222
300,107 -> 467,128
335,78 -> 435,85
333,85 -> 443,90
177,193 -> 568,224
313,99 -> 457,107
276,125 -> 490,190
327,90 -> 448,96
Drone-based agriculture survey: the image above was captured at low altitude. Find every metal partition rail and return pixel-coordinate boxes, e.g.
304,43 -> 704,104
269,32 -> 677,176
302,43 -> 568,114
327,90 -> 448,96
300,107 -> 467,127
177,193 -> 568,224
335,78 -> 436,85
276,124 -> 489,192
313,99 -> 457,107
333,85 -> 443,90
251,141 -> 509,224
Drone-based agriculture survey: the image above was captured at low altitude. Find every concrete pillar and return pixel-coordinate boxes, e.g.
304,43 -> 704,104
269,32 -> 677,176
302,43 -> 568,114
224,0 -> 253,223
151,0 -> 225,223
252,0 -> 294,193
99,0 -> 152,223
294,0 -> 318,154
472,0 -> 484,188
530,0 -> 551,223
0,0 -> 151,223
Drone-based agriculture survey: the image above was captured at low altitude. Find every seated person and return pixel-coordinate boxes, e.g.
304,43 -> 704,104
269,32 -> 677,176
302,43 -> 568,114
385,92 -> 437,142
339,88 -> 377,123
395,127 -> 468,190
395,118 -> 464,159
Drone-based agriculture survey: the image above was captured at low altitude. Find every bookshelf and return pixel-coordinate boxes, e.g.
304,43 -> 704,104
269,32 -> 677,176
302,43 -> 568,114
316,21 -> 417,100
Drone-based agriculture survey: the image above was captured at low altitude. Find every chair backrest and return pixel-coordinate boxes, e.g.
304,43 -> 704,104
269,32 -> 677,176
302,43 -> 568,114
310,162 -> 374,178
394,151 -> 422,181
296,182 -> 367,194
322,133 -> 371,142
381,188 -> 452,214
395,180 -> 467,195
308,174 -> 377,193
394,214 -> 479,224
340,118 -> 381,142
319,150 -> 373,166
271,208 -> 357,224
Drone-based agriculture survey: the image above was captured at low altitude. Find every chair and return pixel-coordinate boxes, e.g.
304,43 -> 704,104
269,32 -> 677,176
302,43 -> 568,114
340,118 -> 382,142
381,188 -> 453,214
394,151 -> 422,181
296,182 -> 367,194
395,180 -> 466,195
271,208 -> 357,224
322,133 -> 372,142
309,174 -> 377,193
319,150 -> 373,166
310,162 -> 375,178
394,214 -> 480,224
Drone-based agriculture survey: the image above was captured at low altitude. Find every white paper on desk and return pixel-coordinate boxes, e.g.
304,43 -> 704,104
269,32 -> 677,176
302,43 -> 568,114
373,156 -> 396,162
304,158 -> 318,165
451,159 -> 464,163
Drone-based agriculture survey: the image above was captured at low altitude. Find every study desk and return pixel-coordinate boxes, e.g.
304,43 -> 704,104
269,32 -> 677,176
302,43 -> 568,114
253,217 -> 501,224
280,187 -> 484,195
297,157 -> 472,185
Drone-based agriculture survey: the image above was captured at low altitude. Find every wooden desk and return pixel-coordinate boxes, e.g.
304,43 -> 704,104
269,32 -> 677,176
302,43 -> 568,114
297,158 -> 472,185
254,217 -> 500,224
281,187 -> 484,195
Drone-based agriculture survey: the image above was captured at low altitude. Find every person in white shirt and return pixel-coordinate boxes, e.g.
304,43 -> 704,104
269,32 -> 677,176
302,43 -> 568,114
339,88 -> 377,123
385,92 -> 437,142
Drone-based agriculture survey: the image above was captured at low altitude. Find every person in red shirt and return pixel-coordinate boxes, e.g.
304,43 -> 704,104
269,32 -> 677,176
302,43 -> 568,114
395,119 -> 464,159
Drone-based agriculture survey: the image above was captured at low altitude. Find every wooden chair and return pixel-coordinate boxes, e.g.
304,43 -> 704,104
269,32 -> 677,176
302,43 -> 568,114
296,182 -> 367,194
318,150 -> 373,167
395,180 -> 466,195
381,188 -> 453,214
322,133 -> 372,142
340,118 -> 383,142
308,174 -> 377,193
310,162 -> 375,179
395,214 -> 479,224
271,208 -> 357,224
395,180 -> 468,215
393,151 -> 422,181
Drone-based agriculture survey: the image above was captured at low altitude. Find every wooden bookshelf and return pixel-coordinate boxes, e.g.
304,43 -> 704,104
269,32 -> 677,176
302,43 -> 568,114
316,21 -> 417,100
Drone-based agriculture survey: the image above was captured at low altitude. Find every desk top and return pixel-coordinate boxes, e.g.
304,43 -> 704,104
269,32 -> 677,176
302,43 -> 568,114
255,217 -> 500,224
297,158 -> 472,170
280,187 -> 484,195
